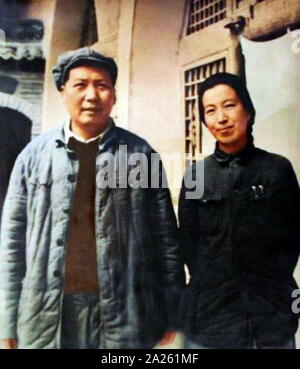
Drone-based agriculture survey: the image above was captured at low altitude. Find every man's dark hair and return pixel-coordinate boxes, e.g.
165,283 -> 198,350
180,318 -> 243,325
198,72 -> 256,142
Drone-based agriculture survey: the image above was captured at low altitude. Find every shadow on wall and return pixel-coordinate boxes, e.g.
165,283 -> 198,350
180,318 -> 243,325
0,106 -> 32,220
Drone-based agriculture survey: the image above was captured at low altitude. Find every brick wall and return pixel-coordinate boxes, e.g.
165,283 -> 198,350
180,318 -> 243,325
5,70 -> 44,138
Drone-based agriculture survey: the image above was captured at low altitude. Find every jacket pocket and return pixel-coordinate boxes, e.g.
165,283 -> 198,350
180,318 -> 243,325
242,184 -> 282,220
28,176 -> 53,193
196,194 -> 224,236
27,177 -> 53,223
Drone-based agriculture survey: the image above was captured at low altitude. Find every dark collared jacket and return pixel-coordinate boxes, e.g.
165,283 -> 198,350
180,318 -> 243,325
179,143 -> 300,348
0,120 -> 185,348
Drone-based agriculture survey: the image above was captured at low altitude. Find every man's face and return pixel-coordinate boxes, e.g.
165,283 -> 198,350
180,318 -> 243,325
202,84 -> 250,153
60,65 -> 116,134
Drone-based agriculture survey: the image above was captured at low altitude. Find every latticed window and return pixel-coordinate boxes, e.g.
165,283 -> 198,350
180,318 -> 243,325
184,58 -> 226,161
80,0 -> 98,47
187,0 -> 227,35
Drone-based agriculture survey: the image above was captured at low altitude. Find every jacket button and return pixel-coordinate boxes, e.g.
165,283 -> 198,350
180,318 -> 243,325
68,152 -> 77,160
56,239 -> 64,246
53,270 -> 61,277
67,174 -> 76,183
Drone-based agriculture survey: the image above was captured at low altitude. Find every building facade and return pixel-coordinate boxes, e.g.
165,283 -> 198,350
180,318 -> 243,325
19,0 -> 299,200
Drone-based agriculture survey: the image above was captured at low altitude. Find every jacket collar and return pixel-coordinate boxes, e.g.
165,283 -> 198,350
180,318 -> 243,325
55,118 -> 118,151
213,141 -> 256,166
63,120 -> 108,144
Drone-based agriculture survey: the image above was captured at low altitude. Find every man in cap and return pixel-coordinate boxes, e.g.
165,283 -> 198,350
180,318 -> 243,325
0,47 -> 184,349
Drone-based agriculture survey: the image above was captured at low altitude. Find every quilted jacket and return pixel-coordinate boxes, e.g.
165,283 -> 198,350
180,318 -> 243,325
179,143 -> 300,348
0,121 -> 185,348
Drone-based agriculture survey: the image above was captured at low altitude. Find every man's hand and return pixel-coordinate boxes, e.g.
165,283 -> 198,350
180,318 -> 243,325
158,331 -> 177,346
2,339 -> 18,349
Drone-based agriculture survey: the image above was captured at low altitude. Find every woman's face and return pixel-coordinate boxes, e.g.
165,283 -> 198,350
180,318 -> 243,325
202,84 -> 250,154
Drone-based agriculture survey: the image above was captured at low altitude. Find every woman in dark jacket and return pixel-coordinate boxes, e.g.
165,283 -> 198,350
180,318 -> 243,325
179,73 -> 300,349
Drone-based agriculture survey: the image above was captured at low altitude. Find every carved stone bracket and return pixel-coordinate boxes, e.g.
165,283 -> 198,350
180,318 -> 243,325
0,41 -> 43,60
0,18 -> 44,42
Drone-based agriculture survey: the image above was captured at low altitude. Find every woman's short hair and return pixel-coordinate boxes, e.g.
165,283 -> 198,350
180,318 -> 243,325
198,72 -> 256,127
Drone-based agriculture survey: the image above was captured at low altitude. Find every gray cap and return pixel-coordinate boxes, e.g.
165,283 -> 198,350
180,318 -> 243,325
52,47 -> 118,90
